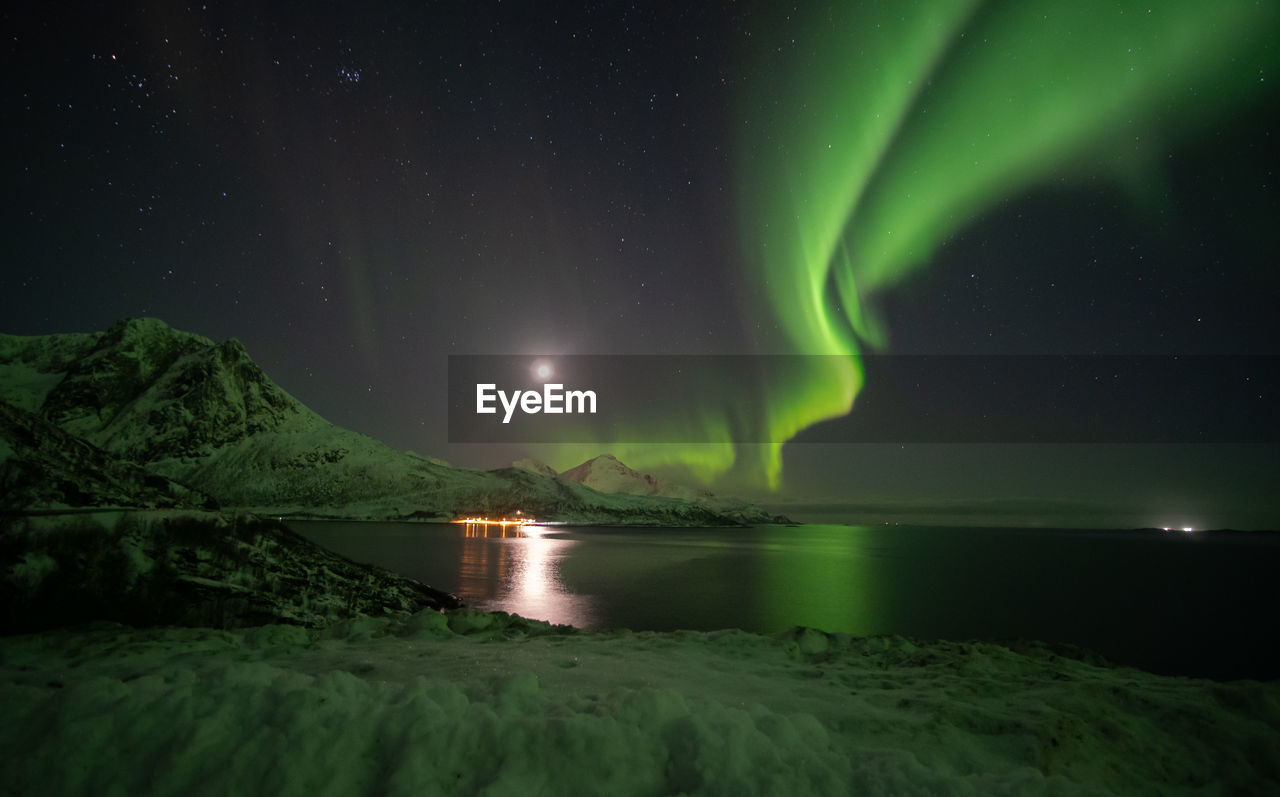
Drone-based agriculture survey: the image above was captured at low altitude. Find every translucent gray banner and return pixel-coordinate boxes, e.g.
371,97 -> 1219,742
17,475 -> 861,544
447,355 -> 1277,444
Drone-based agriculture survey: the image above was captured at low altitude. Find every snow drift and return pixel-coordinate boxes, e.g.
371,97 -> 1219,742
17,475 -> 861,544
1,612 -> 1275,795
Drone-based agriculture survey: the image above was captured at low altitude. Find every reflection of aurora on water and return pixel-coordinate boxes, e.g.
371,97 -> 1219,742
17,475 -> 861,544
456,524 -> 597,629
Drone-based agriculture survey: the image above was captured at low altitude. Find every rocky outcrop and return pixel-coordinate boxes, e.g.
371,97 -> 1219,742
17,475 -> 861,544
0,399 -> 214,511
0,511 -> 462,634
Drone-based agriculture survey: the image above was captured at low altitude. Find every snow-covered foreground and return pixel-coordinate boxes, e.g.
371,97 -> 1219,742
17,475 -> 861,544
2,611 -> 1276,796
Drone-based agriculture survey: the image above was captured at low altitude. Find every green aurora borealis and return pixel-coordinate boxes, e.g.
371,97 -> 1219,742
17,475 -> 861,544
593,0 -> 1278,488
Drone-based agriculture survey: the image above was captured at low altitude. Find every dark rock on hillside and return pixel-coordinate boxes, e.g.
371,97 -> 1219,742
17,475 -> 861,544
0,511 -> 462,634
0,400 -> 215,512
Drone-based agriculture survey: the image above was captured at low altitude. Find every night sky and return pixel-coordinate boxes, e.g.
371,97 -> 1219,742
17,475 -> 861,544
4,1 -> 1277,528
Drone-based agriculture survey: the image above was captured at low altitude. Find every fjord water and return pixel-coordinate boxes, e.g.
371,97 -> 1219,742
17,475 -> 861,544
291,522 -> 1278,680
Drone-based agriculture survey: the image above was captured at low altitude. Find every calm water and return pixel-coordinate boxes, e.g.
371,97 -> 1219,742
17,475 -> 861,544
290,521 -> 1279,680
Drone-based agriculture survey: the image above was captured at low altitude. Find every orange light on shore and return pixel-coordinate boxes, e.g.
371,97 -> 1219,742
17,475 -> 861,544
451,515 -> 539,527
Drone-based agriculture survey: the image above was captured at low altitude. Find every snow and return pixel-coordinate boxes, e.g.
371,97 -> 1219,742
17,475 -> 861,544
0,359 -> 66,413
0,329 -> 100,411
2,612 -> 1276,795
560,454 -> 662,496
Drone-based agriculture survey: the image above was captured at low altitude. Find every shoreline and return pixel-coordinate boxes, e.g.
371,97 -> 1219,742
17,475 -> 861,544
7,510 -> 1276,681
9,508 -> 1278,534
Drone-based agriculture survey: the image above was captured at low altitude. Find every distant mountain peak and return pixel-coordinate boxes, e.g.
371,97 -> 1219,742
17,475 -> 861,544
558,454 -> 661,497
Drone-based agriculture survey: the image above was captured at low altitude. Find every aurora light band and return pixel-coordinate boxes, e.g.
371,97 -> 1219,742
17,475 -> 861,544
569,0 -> 1278,488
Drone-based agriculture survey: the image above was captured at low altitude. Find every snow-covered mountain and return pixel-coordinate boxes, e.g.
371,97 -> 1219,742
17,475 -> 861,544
556,453 -> 718,502
0,318 -> 782,525
558,454 -> 662,496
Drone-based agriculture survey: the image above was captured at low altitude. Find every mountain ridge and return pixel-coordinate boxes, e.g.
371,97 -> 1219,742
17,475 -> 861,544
0,318 -> 784,525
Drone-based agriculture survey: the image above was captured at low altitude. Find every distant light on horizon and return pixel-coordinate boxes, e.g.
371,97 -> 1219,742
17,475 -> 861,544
534,361 -> 553,380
